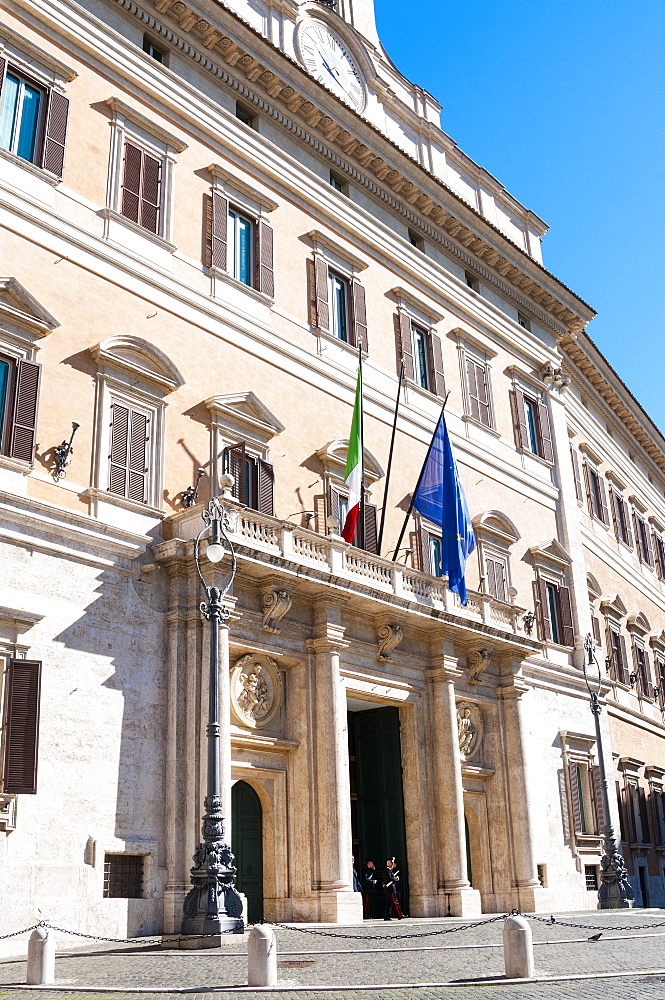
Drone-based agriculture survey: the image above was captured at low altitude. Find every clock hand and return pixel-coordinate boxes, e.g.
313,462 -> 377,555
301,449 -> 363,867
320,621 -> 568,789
321,58 -> 342,83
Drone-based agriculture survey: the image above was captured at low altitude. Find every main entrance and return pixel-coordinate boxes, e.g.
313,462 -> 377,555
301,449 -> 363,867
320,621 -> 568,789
348,705 -> 409,915
231,780 -> 263,923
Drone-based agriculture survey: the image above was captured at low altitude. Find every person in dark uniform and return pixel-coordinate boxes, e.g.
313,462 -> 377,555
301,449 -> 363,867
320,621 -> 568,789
352,856 -> 362,894
362,858 -> 379,918
382,857 -> 404,920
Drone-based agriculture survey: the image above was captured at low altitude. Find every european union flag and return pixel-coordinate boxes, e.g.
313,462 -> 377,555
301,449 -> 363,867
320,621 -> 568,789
412,411 -> 475,605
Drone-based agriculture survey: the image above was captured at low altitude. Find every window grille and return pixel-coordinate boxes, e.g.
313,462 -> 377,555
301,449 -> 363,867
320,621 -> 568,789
584,864 -> 599,891
103,853 -> 144,898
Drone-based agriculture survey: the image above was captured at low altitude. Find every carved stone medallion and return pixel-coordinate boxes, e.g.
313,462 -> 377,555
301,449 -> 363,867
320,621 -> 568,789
230,654 -> 282,729
456,701 -> 482,760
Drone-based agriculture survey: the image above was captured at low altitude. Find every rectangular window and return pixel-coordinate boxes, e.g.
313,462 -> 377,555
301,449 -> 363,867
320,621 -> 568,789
607,626 -> 629,685
534,577 -> 574,646
583,461 -> 609,525
485,555 -> 508,602
330,171 -> 346,193
465,271 -> 479,291
0,355 -> 41,463
547,583 -> 560,645
328,271 -> 349,342
0,71 -> 43,163
510,389 -> 553,461
465,357 -> 492,427
570,446 -> 583,501
654,532 -> 665,581
517,312 -> 531,331
412,325 -> 429,390
235,102 -> 256,128
223,441 -> 274,516
142,35 -> 166,63
120,141 -> 162,235
103,853 -> 144,898
408,230 -> 424,250
634,510 -> 654,566
523,397 -> 539,454
634,644 -> 652,699
108,401 -> 150,503
0,357 -> 10,449
430,535 -> 442,577
657,656 -> 665,709
584,865 -> 599,891
610,488 -> 633,546
228,209 -> 252,286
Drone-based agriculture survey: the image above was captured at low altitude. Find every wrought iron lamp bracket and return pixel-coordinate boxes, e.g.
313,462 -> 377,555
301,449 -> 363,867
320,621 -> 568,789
53,421 -> 80,480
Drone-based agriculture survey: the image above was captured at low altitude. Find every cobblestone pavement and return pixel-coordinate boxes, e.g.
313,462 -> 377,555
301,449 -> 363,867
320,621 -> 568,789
0,910 -> 663,999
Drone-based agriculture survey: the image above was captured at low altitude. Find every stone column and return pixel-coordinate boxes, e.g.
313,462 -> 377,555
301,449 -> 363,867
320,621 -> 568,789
429,646 -> 482,917
306,603 -> 362,923
498,666 -> 543,911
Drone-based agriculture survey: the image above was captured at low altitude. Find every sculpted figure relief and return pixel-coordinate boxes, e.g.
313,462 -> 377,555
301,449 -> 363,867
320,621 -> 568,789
456,702 -> 481,759
231,653 -> 282,729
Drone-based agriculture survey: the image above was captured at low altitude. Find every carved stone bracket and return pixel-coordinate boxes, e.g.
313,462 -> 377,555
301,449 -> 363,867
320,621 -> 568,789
376,623 -> 404,662
540,363 -> 571,389
261,588 -> 292,633
467,648 -> 490,685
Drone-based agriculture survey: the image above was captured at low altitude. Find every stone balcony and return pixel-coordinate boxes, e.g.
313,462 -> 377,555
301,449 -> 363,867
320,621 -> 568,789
162,498 -> 540,653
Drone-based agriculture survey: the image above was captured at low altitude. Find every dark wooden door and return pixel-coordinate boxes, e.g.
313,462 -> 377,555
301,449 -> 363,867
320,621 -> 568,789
231,781 -> 263,923
349,706 -> 409,912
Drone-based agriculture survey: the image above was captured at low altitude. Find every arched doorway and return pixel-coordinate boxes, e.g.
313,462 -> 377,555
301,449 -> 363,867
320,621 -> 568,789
231,781 -> 264,923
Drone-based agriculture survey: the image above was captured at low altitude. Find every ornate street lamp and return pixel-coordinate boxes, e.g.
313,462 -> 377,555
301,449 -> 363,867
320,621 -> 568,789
181,492 -> 244,937
583,634 -> 634,909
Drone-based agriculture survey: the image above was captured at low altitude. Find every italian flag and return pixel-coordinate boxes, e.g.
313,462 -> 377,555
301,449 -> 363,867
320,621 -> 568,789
342,364 -> 363,543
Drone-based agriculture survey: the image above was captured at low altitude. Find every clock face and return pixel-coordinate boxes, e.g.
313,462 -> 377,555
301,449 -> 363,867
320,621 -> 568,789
298,22 -> 365,113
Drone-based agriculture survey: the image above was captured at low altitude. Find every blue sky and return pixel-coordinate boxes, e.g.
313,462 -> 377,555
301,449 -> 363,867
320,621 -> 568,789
375,0 -> 664,432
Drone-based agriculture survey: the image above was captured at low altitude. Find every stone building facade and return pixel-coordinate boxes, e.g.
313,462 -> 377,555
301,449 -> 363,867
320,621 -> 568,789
0,0 -> 663,947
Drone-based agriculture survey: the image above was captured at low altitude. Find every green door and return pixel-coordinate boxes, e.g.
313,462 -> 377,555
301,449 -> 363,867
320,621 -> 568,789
231,781 -> 263,923
349,706 -> 409,913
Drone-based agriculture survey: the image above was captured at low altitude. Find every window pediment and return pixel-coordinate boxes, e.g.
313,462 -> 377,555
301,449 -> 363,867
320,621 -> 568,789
450,326 -> 498,360
208,164 -> 278,216
627,611 -> 651,636
599,593 -> 628,619
105,97 -> 187,154
0,277 -> 59,341
586,573 -> 602,601
472,510 -> 520,546
391,287 -> 444,326
306,230 -> 368,274
90,336 -> 184,394
316,439 -> 384,483
528,538 -> 572,569
206,392 -> 284,448
649,630 -> 665,652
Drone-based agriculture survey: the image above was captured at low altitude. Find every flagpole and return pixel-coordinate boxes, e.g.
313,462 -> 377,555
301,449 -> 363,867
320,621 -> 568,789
358,344 -> 365,550
391,392 -> 449,563
377,360 -> 404,556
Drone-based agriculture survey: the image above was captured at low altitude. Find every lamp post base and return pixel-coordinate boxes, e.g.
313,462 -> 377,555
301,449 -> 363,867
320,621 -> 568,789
598,837 -> 634,909
181,795 -> 245,937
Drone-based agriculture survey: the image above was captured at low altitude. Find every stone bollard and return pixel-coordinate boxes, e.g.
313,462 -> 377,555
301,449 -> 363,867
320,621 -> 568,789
27,927 -> 55,985
247,924 -> 277,987
503,914 -> 534,979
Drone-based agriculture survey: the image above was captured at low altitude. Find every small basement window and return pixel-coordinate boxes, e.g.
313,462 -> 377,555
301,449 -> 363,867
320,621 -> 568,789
584,864 -> 599,891
103,853 -> 144,898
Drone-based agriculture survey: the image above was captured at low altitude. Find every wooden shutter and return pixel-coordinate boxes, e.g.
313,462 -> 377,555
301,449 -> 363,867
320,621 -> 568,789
510,388 -> 528,449
486,557 -> 507,602
109,402 -> 129,495
127,410 -> 148,503
466,358 -> 490,426
557,586 -> 574,647
610,488 -> 622,543
591,765 -> 606,835
41,90 -> 70,178
363,501 -> 377,554
640,648 -> 652,697
409,531 -> 421,571
536,400 -> 554,462
591,615 -> 601,646
616,782 -> 627,842
605,623 -> 617,682
9,359 -> 41,463
618,633 -> 629,686
427,330 -> 445,397
533,576 -> 551,640
313,493 -> 326,534
652,790 -> 664,846
654,533 -> 665,581
570,447 -> 583,502
594,473 -> 609,525
121,141 -> 142,224
0,58 -> 6,98
327,486 -> 340,532
419,525 -> 432,575
256,220 -> 274,297
396,311 -> 415,381
568,761 -> 582,834
314,255 -> 329,332
638,786 -> 651,844
582,460 -> 594,517
257,458 -> 274,515
351,281 -> 368,353
140,152 -> 161,234
225,442 -> 245,502
4,659 -> 41,795
211,192 -> 228,270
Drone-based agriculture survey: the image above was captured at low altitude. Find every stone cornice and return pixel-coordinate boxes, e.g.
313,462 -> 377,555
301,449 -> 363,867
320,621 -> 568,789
559,332 -> 665,477
105,0 -> 595,332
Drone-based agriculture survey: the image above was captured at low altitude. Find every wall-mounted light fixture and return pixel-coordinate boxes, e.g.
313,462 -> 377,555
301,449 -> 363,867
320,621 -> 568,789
54,422 -> 80,480
182,467 -> 205,508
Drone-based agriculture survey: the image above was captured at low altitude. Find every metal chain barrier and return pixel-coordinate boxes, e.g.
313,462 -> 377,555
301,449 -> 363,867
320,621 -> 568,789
0,924 -> 40,941
271,913 -> 508,940
526,912 -> 665,933
0,921 -> 238,946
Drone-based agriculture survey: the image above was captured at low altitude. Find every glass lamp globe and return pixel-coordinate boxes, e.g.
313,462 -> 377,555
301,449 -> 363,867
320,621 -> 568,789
206,541 -> 225,563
